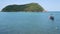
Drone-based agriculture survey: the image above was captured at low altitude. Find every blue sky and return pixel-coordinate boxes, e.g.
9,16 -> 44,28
0,0 -> 60,11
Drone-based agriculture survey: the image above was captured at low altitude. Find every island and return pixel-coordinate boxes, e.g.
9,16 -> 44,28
2,3 -> 45,12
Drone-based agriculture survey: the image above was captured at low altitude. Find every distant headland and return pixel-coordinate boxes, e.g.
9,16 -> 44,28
1,3 -> 45,12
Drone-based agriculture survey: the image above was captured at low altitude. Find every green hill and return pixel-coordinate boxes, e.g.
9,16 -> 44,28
2,3 -> 45,12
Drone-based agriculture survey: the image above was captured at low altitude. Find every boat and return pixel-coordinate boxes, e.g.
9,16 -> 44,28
49,16 -> 54,21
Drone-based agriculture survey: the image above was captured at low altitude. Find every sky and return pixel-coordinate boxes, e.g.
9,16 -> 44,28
0,0 -> 60,11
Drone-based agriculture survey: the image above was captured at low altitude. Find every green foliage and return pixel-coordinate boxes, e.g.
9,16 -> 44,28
2,3 -> 44,12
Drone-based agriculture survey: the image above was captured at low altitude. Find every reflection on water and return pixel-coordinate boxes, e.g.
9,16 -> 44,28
0,12 -> 60,34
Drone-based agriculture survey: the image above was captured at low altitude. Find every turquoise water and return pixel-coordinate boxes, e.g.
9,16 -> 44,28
0,12 -> 60,34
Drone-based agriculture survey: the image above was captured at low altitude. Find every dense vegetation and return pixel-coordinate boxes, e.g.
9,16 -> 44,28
2,3 -> 44,12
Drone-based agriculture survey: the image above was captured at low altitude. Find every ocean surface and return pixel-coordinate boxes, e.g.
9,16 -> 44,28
0,11 -> 60,34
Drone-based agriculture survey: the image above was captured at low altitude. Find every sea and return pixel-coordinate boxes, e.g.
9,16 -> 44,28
0,11 -> 60,34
